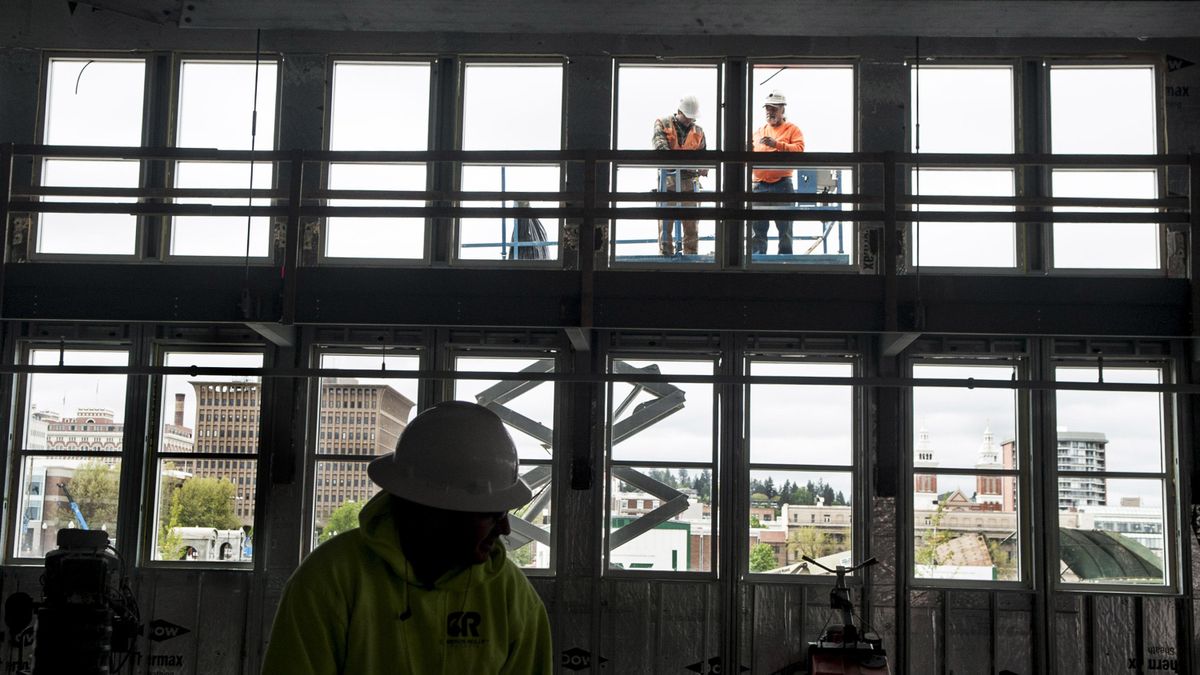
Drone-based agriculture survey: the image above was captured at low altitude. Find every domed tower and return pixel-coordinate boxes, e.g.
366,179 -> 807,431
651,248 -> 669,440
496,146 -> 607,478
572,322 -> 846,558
913,423 -> 939,508
975,422 -> 1003,506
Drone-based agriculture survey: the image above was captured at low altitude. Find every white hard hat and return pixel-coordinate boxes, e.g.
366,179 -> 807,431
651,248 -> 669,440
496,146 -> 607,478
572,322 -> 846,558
763,90 -> 787,107
368,401 -> 532,512
677,95 -> 701,119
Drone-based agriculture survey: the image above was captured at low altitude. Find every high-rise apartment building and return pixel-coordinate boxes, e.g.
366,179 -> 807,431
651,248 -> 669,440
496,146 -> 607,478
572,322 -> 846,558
1056,431 -> 1108,509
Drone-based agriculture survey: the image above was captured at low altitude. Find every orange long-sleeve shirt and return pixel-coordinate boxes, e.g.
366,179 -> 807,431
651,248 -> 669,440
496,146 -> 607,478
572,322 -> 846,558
751,120 -> 805,183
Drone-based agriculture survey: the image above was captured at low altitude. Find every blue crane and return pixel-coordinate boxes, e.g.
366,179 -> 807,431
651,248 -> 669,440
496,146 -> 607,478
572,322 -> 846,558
56,482 -> 89,530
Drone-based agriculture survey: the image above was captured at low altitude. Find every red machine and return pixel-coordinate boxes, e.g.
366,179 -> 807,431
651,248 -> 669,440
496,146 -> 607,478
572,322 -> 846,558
803,556 -> 891,675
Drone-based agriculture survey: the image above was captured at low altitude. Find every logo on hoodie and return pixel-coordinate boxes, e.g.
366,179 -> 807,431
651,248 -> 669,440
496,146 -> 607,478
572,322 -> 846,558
446,611 -> 485,646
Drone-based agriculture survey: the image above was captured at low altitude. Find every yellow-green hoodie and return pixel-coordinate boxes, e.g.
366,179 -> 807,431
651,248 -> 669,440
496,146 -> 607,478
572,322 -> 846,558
261,492 -> 553,675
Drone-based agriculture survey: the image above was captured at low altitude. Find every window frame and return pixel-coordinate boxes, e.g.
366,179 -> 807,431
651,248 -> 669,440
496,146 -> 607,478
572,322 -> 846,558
907,58 -> 1023,273
1047,355 -> 1180,593
744,58 -> 860,271
448,345 -> 561,576
301,342 -> 426,556
142,342 -> 268,569
164,53 -> 283,264
742,350 -> 864,581
317,55 -> 438,267
603,347 -> 721,579
453,56 -> 568,268
607,58 -> 724,269
1042,58 -> 1168,276
905,352 -> 1034,589
4,341 -> 133,565
29,52 -> 152,262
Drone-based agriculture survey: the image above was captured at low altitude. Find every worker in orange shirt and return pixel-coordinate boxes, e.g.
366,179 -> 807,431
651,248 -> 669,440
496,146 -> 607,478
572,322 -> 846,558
652,95 -> 706,256
750,90 -> 805,255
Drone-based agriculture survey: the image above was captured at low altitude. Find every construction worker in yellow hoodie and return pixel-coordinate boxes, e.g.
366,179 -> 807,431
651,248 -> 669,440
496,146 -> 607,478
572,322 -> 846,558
261,401 -> 554,675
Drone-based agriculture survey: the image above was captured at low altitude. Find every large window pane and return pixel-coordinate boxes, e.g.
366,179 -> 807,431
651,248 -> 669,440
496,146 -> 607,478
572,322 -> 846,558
326,62 -> 430,259
1050,67 -> 1156,155
455,355 -> 555,569
325,163 -> 427,259
910,66 -> 1015,268
914,473 -> 1020,582
912,169 -> 1015,267
610,358 -> 715,464
609,464 -> 714,572
152,351 -> 263,562
311,351 -> 419,549
1051,170 -> 1158,269
39,160 -> 141,255
912,364 -> 1018,471
459,164 -> 560,261
38,58 -> 145,255
173,61 -> 278,257
1058,478 -> 1166,585
752,470 -> 853,574
172,161 -> 273,256
1055,367 -> 1164,473
610,165 -> 717,262
748,361 -> 853,466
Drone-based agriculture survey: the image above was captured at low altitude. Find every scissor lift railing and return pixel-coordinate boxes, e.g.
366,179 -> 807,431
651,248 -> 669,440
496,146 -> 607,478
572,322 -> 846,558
0,144 -> 1193,270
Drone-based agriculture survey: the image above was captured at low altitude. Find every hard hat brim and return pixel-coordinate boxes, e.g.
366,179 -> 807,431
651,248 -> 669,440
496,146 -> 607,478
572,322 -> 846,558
368,453 -> 534,512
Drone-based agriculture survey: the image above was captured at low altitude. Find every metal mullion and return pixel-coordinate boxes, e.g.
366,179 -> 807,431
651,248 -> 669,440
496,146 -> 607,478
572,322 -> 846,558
18,449 -> 124,459
609,459 -> 713,471
1056,470 -> 1167,480
115,325 -> 149,559
748,462 -> 852,474
0,326 -> 20,559
921,467 -> 1020,477
157,452 -> 260,461
312,454 -> 375,463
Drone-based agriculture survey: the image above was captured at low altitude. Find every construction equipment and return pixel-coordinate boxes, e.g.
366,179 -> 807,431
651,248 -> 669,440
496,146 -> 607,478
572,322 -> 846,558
56,482 -> 89,530
802,555 -> 890,675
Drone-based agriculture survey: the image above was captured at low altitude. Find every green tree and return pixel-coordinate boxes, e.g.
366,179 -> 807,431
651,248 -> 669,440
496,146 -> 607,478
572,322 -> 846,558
173,477 -> 241,530
914,501 -> 955,567
319,500 -> 365,544
787,526 -> 833,562
691,470 -> 712,504
59,461 -> 119,531
749,543 -> 778,573
987,537 -> 1017,580
507,544 -> 534,567
750,515 -> 763,528
157,492 -> 184,560
763,477 -> 777,499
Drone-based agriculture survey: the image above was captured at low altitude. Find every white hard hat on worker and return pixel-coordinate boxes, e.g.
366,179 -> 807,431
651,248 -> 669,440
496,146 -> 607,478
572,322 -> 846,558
367,400 -> 532,512
677,95 -> 701,120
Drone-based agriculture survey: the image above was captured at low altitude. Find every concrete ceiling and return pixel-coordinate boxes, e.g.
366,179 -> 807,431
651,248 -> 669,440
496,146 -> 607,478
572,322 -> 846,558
75,0 -> 1200,38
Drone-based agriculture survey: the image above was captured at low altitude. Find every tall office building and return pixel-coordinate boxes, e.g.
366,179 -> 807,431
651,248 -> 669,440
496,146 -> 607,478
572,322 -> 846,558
312,378 -> 414,525
187,379 -> 413,527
